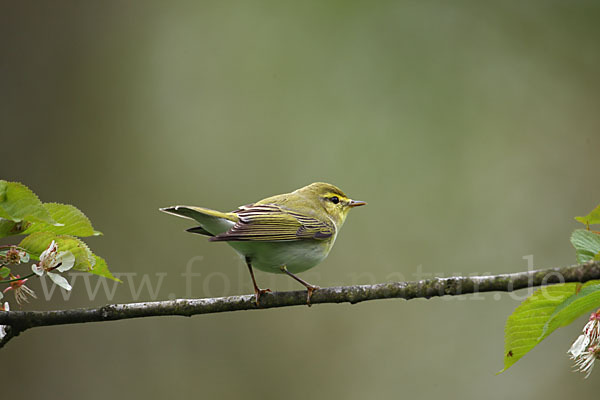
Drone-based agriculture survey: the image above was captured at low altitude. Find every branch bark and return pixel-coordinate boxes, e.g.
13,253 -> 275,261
1,260 -> 599,349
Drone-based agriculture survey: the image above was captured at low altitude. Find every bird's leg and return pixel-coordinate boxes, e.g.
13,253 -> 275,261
280,266 -> 320,306
245,257 -> 271,306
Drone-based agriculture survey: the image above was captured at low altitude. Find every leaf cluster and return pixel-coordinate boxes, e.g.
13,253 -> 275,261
501,204 -> 600,372
0,180 -> 117,281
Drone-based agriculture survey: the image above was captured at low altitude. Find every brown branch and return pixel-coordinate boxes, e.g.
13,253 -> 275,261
1,260 -> 599,349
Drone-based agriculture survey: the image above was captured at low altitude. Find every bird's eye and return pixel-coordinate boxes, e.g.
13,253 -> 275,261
330,196 -> 339,204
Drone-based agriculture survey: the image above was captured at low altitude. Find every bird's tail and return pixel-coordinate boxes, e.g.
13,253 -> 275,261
159,205 -> 237,236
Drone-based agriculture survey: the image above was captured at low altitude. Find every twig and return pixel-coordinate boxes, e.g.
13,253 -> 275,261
1,260 -> 599,349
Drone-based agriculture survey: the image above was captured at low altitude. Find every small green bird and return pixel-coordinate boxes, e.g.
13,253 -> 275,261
160,182 -> 366,305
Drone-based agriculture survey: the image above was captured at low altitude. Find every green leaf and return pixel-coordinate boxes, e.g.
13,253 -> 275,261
0,266 -> 10,279
19,232 -> 94,271
0,218 -> 30,238
19,232 -> 118,282
575,204 -> 600,226
90,255 -> 121,282
22,203 -> 102,237
0,181 -> 58,225
571,229 -> 600,263
501,280 -> 600,372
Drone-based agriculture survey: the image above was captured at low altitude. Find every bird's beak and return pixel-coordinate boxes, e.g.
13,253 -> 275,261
348,199 -> 367,208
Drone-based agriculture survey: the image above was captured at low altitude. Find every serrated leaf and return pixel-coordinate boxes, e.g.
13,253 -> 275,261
575,204 -> 600,227
18,232 -> 119,282
501,280 -> 600,373
0,218 -> 30,238
90,255 -> 120,282
0,266 -> 10,278
571,229 -> 600,263
20,232 -> 95,272
22,203 -> 102,237
0,180 -> 58,225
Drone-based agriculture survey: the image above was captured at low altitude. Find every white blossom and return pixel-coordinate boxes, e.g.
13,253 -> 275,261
4,246 -> 29,264
568,334 -> 590,359
31,241 -> 75,291
3,275 -> 37,305
569,310 -> 600,378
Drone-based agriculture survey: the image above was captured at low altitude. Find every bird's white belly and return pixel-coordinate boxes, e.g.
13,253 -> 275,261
228,240 -> 333,274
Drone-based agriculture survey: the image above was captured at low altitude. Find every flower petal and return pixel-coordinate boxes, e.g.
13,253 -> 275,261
20,252 -> 30,263
56,251 -> 75,272
32,263 -> 44,276
39,240 -> 57,262
48,272 -> 72,291
569,334 -> 590,358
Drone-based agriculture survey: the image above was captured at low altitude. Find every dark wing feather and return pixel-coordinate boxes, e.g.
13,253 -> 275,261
186,226 -> 215,236
209,204 -> 334,242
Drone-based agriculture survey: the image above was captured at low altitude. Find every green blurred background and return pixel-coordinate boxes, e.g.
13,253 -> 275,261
2,1 -> 600,398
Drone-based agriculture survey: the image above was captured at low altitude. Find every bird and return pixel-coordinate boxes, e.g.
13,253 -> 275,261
160,182 -> 366,305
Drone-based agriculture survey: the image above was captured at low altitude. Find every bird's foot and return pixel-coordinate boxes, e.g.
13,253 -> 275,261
253,287 -> 272,307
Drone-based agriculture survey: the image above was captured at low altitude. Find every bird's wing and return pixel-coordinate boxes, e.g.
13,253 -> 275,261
209,204 -> 335,242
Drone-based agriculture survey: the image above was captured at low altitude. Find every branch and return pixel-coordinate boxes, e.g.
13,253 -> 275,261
1,260 -> 599,349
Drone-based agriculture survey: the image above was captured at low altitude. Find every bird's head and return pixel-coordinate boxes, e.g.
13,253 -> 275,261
294,182 -> 366,227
